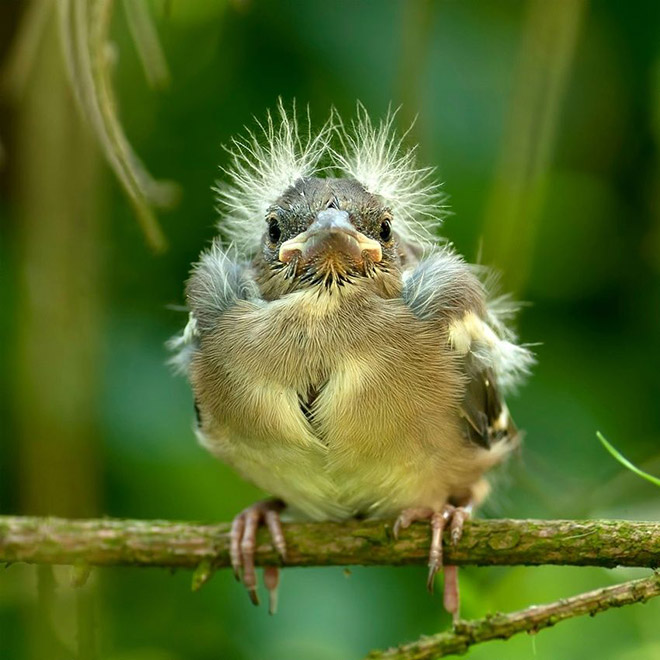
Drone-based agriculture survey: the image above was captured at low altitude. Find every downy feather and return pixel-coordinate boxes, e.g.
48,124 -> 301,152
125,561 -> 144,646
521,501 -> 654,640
214,102 -> 445,254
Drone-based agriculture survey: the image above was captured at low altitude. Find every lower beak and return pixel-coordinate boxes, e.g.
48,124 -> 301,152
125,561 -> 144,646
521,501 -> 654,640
279,209 -> 382,264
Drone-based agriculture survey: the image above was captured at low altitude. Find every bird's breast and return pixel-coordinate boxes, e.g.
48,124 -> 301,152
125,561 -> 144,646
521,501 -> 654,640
192,287 -> 492,518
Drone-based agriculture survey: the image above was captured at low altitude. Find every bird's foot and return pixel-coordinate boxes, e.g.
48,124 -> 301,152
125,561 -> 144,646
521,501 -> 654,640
230,498 -> 286,614
393,503 -> 472,622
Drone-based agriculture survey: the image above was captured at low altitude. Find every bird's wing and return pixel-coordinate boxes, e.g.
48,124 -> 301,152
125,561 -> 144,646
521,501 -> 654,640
168,240 -> 261,374
402,248 -> 533,450
460,360 -> 512,450
448,312 -> 522,449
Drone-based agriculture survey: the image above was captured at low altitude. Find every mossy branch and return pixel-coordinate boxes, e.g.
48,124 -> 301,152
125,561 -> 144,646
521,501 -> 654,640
367,572 -> 660,659
3,515 -> 659,658
1,516 -> 659,570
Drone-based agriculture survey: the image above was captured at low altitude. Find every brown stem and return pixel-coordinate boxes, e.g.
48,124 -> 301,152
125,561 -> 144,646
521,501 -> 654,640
366,572 -> 660,659
1,516 -> 659,570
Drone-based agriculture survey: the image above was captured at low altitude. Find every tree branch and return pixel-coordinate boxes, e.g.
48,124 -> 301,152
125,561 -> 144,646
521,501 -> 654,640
366,572 -> 660,659
3,515 -> 659,658
1,516 -> 659,570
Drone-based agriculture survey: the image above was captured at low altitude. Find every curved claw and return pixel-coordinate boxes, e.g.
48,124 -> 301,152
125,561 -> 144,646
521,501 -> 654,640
230,514 -> 246,581
450,506 -> 471,546
264,509 -> 287,561
394,503 -> 472,618
393,507 -> 433,540
241,508 -> 261,605
228,499 -> 287,609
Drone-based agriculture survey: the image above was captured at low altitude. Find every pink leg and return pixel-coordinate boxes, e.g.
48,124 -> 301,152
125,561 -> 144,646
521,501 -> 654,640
263,565 -> 280,615
393,503 -> 472,620
443,503 -> 472,622
229,499 -> 286,609
443,565 -> 460,620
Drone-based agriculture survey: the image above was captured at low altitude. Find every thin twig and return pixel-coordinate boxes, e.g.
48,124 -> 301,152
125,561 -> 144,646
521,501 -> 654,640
366,572 -> 660,659
1,516 -> 659,570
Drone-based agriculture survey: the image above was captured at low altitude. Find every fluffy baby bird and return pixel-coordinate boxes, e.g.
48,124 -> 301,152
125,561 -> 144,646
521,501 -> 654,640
171,104 -> 532,617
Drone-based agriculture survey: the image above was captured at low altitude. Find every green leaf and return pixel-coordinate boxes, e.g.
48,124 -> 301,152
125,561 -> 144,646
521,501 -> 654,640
191,559 -> 214,591
597,432 -> 660,488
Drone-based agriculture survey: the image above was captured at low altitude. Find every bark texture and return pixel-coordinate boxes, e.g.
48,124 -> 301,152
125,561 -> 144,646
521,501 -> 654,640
366,573 -> 660,659
1,516 -> 659,570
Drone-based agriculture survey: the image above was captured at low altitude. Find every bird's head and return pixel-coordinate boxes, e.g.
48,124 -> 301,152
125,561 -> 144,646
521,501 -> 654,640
215,102 -> 444,300
255,177 -> 408,297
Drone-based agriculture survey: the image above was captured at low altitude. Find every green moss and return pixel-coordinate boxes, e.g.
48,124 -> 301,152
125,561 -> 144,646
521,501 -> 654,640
487,529 -> 521,551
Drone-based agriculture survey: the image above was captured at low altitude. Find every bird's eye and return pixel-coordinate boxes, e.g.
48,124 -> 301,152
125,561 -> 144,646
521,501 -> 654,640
268,218 -> 281,243
379,218 -> 392,242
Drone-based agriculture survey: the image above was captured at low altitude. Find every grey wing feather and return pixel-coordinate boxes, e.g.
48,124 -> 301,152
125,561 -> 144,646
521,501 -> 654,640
168,239 -> 261,373
185,240 -> 261,333
402,246 -> 486,321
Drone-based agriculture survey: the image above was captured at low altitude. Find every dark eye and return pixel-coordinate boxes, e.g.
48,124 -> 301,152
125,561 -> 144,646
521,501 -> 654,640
268,218 -> 281,243
379,218 -> 392,242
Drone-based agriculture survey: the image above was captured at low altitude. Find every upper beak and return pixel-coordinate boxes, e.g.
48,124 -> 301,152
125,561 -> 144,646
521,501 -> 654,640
278,209 -> 382,264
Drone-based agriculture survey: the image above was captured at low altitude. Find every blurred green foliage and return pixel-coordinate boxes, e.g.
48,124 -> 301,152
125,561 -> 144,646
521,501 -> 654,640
1,1 -> 660,659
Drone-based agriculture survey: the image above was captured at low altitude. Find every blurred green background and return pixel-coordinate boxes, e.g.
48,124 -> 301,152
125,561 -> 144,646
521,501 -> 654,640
1,1 -> 660,659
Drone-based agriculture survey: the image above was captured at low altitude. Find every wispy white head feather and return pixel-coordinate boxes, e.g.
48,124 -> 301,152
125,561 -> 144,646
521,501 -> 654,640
214,100 -> 334,253
330,104 -> 446,244
214,102 -> 445,254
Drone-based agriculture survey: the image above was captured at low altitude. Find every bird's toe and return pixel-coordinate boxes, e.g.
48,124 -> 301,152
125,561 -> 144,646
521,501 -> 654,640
229,499 -> 287,609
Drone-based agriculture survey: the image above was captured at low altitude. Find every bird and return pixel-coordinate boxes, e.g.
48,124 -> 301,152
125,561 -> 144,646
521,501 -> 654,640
170,102 -> 533,618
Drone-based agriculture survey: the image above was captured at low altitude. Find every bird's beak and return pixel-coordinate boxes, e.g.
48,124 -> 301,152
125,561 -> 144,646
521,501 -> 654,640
279,209 -> 382,264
